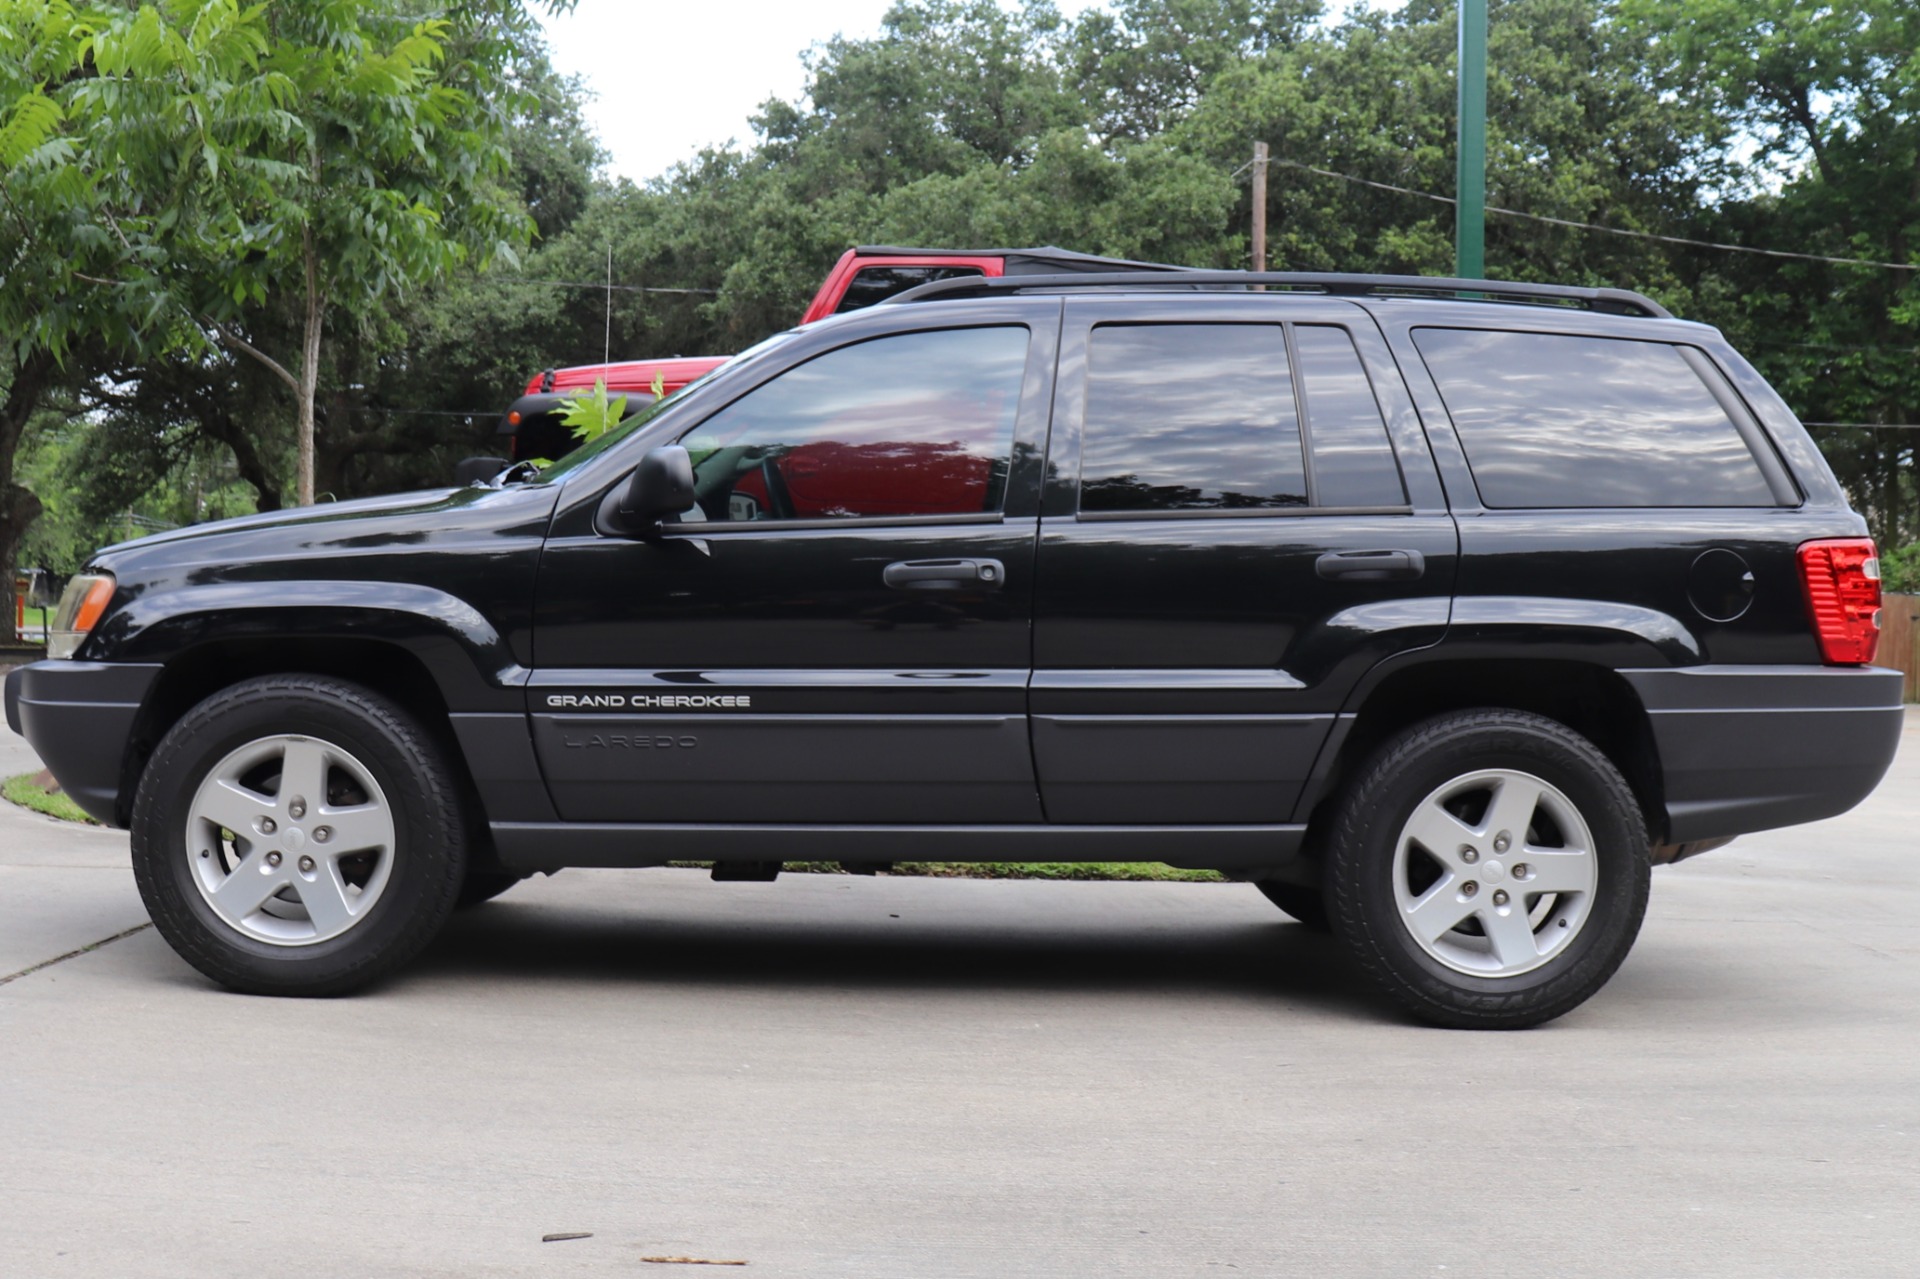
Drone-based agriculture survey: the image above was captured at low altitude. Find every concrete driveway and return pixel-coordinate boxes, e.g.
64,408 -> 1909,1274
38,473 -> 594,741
2,714 -> 1915,1278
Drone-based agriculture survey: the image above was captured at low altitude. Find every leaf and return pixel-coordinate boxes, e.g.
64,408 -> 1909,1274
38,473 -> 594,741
0,89 -> 64,168
554,378 -> 629,446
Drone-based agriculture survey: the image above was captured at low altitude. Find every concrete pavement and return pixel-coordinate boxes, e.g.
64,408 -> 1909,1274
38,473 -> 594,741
1,715 -> 1915,1277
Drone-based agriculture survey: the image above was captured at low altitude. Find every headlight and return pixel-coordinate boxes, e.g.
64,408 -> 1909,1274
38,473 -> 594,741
47,573 -> 115,659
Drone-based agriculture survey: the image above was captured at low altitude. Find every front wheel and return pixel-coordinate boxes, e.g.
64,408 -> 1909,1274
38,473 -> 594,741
130,675 -> 469,996
1323,711 -> 1650,1029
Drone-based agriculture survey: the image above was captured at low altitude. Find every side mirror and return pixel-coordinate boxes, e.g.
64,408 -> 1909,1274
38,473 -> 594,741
618,444 -> 698,532
454,456 -> 509,486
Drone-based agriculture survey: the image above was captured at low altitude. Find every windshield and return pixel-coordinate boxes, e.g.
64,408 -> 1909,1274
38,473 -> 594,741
528,331 -> 803,485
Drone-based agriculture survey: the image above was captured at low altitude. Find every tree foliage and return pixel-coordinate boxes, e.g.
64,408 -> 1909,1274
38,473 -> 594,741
1623,0 -> 1920,542
165,1 -> 542,505
1,0 -> 287,623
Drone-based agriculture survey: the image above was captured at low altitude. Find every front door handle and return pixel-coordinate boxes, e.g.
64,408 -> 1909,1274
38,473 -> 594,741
883,558 -> 1005,591
1315,549 -> 1425,581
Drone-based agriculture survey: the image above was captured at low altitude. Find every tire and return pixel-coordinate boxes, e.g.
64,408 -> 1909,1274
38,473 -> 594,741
1254,881 -> 1330,932
1323,710 -> 1650,1030
456,870 -> 526,909
129,675 -> 469,996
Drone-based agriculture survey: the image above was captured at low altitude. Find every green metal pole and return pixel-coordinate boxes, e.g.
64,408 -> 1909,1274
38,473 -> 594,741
1455,0 -> 1487,280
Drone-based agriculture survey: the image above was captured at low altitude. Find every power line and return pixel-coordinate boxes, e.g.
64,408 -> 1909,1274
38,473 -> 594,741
498,277 -> 720,296
1244,155 -> 1920,273
1803,422 -> 1920,430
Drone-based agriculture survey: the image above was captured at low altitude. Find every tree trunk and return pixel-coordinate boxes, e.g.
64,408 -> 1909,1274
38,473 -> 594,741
296,225 -> 325,506
0,351 -> 58,639
199,408 -> 283,513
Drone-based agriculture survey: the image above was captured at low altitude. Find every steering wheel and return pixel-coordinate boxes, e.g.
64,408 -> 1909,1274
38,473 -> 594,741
758,455 -> 797,520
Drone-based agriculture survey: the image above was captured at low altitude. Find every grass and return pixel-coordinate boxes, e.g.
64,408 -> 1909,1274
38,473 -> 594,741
672,860 -> 1226,882
0,776 -> 1228,881
3,772 -> 99,825
20,605 -> 46,629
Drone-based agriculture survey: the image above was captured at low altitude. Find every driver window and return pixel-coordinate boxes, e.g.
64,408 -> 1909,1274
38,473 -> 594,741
677,327 -> 1029,522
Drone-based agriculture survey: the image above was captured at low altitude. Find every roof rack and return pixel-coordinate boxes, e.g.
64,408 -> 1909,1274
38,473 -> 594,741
885,270 -> 1672,319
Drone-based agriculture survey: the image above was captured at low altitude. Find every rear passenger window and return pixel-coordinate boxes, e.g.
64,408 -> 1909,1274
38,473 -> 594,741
1081,324 -> 1307,512
1295,325 -> 1406,507
1413,328 -> 1777,509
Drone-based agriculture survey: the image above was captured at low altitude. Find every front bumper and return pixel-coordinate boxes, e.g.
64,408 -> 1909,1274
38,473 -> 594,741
1622,665 -> 1905,844
4,661 -> 163,827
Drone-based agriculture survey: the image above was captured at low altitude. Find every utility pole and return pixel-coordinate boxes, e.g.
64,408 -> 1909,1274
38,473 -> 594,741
1251,141 -> 1269,274
1455,0 -> 1487,279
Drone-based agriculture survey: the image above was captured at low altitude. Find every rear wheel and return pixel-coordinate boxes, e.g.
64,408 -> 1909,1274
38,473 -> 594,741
1323,710 -> 1650,1029
130,675 -> 468,996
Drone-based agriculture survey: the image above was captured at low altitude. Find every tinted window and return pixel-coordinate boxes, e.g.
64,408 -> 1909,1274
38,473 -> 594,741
1080,324 -> 1306,512
1413,329 -> 1776,508
679,327 -> 1027,522
835,265 -> 986,313
1296,325 -> 1406,507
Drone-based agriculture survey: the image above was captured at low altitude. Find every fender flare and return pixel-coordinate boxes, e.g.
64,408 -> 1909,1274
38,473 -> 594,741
88,579 -> 528,711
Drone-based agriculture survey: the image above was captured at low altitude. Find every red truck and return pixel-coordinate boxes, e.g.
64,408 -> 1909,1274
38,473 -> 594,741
495,245 -> 1182,464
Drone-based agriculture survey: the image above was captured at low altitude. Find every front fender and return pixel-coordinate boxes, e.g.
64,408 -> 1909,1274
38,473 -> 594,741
84,580 -> 528,711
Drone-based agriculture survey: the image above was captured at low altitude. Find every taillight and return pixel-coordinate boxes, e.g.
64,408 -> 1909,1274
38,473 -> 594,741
1797,538 -> 1881,665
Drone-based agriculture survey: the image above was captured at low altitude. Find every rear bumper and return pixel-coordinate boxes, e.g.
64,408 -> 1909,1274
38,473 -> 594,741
4,661 -> 163,827
1622,665 -> 1905,843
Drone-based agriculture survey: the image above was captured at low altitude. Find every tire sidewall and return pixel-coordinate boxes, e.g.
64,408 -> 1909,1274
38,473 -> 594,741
132,679 -> 464,993
1330,714 -> 1651,1025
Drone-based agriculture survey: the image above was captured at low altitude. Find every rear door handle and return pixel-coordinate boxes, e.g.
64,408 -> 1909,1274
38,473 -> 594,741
883,558 -> 1005,591
1315,549 -> 1425,581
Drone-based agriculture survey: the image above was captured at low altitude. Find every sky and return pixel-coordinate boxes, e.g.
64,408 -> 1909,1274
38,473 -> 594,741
537,0 -> 1105,185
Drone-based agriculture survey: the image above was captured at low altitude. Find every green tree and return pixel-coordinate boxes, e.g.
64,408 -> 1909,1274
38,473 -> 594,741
178,1 -> 539,505
1624,0 -> 1920,542
1068,0 -> 1322,143
766,0 -> 1080,194
1170,0 -> 1718,288
61,39 -> 604,513
0,0 -> 280,624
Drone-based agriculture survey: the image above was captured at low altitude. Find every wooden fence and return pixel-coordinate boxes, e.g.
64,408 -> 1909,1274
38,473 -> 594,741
1881,592 -> 1920,702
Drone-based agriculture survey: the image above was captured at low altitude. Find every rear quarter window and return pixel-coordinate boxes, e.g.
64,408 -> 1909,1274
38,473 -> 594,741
1412,328 -> 1778,509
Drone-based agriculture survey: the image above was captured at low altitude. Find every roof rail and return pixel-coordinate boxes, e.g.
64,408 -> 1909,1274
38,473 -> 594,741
885,270 -> 1672,319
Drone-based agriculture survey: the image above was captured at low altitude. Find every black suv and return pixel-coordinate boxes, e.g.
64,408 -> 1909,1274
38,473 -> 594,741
6,272 -> 1902,1028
